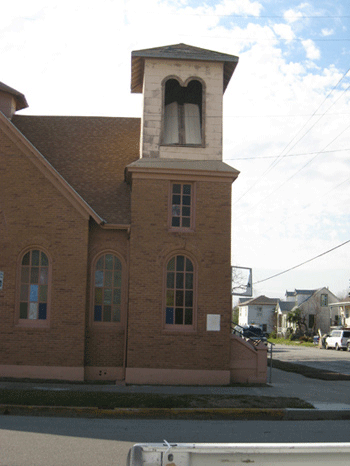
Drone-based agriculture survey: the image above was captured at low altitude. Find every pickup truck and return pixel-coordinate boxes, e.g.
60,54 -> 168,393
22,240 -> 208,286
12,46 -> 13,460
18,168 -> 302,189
127,442 -> 350,465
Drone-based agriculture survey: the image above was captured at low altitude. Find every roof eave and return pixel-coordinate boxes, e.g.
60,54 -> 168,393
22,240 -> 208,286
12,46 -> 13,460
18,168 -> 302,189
125,160 -> 240,185
131,44 -> 239,94
0,82 -> 28,111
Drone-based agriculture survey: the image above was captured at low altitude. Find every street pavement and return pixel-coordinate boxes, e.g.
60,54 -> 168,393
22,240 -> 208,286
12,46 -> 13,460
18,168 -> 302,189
272,343 -> 350,375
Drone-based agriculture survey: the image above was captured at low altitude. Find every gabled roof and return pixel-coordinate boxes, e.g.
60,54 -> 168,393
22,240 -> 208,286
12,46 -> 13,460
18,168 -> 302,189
298,287 -> 339,306
0,112 -> 104,223
295,289 -> 317,295
238,298 -> 251,305
238,295 -> 279,307
11,115 -> 140,224
277,301 -> 295,313
0,81 -> 28,111
131,43 -> 239,93
286,289 -> 317,297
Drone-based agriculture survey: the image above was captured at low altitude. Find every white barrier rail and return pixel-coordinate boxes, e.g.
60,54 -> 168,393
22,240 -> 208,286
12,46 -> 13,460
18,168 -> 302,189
127,442 -> 350,466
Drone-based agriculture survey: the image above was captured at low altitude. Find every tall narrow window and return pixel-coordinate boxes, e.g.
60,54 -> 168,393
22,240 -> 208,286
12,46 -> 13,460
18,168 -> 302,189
163,79 -> 202,145
308,314 -> 315,329
93,253 -> 122,323
165,255 -> 194,327
171,182 -> 193,229
19,249 -> 49,321
321,294 -> 328,307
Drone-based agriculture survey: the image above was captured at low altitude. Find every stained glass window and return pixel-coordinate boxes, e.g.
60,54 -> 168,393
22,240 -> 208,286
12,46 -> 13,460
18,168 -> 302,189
93,254 -> 122,323
19,250 -> 49,320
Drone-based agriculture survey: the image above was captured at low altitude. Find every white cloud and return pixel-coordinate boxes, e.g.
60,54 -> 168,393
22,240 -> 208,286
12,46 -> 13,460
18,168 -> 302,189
322,28 -> 334,36
302,39 -> 321,60
214,0 -> 262,16
272,23 -> 295,42
283,7 -> 304,23
2,0 -> 349,297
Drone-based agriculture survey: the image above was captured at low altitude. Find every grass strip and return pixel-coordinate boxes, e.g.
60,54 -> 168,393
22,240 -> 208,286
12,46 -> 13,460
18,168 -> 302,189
0,390 -> 313,410
268,338 -> 314,347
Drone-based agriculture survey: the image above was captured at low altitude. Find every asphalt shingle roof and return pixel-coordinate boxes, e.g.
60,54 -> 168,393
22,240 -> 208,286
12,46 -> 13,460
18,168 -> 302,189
12,115 -> 140,224
238,295 -> 279,306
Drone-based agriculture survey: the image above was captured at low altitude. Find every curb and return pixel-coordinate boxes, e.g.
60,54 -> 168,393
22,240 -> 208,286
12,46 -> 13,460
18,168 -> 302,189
1,405 -> 350,420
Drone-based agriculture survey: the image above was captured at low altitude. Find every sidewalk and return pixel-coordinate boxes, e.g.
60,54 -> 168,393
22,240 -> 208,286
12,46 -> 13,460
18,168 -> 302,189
1,366 -> 350,419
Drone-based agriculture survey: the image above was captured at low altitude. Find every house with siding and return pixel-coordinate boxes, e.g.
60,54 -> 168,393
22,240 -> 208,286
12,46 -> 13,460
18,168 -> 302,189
0,44 -> 267,384
238,295 -> 279,334
276,288 -> 339,336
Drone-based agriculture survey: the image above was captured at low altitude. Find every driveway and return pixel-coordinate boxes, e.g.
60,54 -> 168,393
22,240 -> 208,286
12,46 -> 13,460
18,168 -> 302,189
271,344 -> 350,375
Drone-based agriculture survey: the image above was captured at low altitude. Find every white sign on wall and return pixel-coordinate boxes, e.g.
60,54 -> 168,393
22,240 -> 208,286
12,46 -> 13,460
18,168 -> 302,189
207,314 -> 221,331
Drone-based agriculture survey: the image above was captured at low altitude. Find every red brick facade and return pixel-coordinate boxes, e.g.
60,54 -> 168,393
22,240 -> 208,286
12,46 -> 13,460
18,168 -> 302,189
0,126 -> 89,378
0,44 -> 254,385
127,175 -> 233,376
84,222 -> 128,379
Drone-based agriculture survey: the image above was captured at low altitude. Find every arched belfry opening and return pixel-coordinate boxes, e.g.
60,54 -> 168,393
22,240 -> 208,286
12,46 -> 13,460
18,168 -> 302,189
163,79 -> 202,145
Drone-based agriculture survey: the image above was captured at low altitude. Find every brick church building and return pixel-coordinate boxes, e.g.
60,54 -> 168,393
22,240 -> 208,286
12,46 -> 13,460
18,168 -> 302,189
0,44 -> 262,385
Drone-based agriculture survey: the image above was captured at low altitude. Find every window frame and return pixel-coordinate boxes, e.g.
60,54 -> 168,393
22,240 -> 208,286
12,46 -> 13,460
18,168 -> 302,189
16,247 -> 52,328
168,181 -> 196,232
161,76 -> 205,147
163,252 -> 197,333
308,314 -> 315,329
321,294 -> 328,307
90,251 -> 125,329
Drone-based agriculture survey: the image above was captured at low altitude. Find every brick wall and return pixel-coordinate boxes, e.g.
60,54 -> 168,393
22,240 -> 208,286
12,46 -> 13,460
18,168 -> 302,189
0,127 -> 89,370
127,174 -> 232,372
84,222 -> 128,369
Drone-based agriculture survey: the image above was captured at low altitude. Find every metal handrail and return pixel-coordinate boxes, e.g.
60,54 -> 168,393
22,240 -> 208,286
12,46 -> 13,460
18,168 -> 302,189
232,322 -> 275,384
266,340 -> 275,384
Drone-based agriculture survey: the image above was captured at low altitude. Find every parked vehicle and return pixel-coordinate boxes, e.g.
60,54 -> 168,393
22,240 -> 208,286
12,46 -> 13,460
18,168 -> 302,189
325,329 -> 350,351
234,325 -> 267,342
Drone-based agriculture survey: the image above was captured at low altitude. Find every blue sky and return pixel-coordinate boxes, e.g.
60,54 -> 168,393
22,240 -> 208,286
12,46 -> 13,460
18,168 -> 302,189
1,0 -> 349,299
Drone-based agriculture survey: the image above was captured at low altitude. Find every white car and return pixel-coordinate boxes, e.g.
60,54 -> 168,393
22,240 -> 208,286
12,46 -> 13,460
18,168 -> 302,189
325,329 -> 350,351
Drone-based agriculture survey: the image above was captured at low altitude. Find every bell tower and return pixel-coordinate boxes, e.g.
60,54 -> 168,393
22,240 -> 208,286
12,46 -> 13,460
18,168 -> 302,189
131,43 -> 238,161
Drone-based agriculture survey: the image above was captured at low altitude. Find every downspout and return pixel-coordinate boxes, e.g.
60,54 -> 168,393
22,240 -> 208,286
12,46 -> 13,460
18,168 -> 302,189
122,227 -> 131,382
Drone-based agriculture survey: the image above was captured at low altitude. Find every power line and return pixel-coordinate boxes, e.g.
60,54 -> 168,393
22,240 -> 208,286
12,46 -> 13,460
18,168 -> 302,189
234,121 -> 350,220
254,240 -> 350,285
225,148 -> 350,161
262,176 -> 350,236
167,12 -> 350,19
179,33 -> 350,43
225,113 -> 350,118
231,65 -> 350,208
